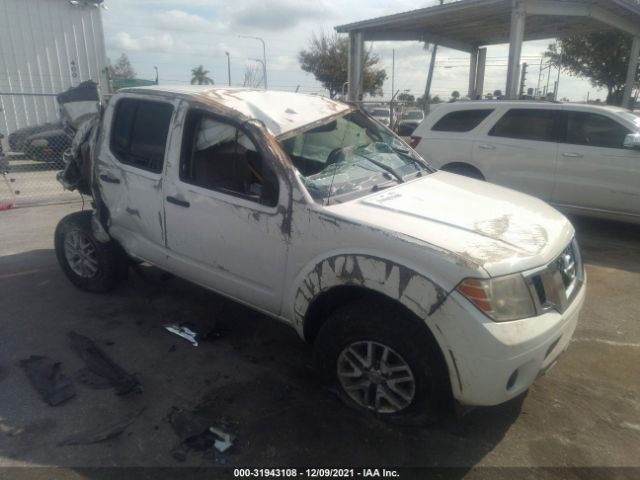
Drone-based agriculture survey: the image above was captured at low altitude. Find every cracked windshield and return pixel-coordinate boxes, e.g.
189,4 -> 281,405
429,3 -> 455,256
279,111 -> 432,204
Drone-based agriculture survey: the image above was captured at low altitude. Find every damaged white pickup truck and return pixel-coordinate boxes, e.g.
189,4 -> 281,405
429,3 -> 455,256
56,86 -> 586,423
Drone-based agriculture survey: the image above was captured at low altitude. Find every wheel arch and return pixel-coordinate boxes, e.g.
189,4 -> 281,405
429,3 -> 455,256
440,162 -> 485,180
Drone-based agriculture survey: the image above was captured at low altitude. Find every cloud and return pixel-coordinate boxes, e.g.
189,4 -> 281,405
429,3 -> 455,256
154,10 -> 213,32
113,32 -> 182,53
232,0 -> 336,30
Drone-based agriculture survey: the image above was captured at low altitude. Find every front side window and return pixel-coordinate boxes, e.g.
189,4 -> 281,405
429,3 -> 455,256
180,111 -> 278,206
432,109 -> 494,132
279,110 -> 431,204
110,98 -> 173,173
565,111 -> 631,149
489,108 -> 557,142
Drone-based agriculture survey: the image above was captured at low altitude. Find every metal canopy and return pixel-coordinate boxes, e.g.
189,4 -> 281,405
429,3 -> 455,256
336,0 -> 640,106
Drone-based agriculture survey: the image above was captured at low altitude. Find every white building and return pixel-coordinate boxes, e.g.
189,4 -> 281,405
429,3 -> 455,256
0,0 -> 108,140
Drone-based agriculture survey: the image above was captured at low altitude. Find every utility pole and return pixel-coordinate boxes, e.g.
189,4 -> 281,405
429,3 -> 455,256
554,46 -> 562,101
519,62 -> 528,98
422,0 -> 444,112
391,49 -> 395,126
225,51 -> 231,86
536,57 -> 543,97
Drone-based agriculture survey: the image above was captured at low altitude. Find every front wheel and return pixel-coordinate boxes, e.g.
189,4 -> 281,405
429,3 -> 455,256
54,211 -> 126,292
314,298 -> 452,425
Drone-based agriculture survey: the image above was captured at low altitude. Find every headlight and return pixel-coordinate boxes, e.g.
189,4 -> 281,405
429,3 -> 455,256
456,273 -> 536,322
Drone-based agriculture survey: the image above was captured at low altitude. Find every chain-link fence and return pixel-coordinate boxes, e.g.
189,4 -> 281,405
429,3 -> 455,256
0,89 -> 95,209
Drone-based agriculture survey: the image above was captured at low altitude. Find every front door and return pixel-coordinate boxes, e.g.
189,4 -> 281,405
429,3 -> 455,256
552,109 -> 640,217
163,108 -> 288,315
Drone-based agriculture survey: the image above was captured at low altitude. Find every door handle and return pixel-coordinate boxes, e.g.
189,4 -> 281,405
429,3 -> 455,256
166,196 -> 190,208
99,174 -> 121,184
562,152 -> 583,158
478,144 -> 496,150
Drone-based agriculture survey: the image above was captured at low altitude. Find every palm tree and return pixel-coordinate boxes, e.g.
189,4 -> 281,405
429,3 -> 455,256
191,66 -> 214,85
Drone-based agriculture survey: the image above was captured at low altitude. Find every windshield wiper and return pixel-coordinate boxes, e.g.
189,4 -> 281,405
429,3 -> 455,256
388,145 -> 432,175
353,146 -> 404,184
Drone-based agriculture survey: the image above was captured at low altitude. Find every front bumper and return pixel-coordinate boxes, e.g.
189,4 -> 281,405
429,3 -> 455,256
431,278 -> 586,407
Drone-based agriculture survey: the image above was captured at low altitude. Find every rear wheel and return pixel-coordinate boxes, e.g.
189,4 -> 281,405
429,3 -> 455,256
54,211 -> 126,292
314,298 -> 451,425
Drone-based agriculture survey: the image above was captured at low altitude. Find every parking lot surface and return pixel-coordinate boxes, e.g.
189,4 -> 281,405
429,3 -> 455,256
0,203 -> 639,478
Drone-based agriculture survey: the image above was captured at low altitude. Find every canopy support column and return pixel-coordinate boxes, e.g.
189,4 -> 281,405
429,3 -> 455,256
506,0 -> 526,99
468,47 -> 479,98
623,35 -> 640,109
476,48 -> 487,99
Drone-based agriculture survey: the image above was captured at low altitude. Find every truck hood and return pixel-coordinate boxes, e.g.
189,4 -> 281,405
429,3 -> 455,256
327,171 -> 575,277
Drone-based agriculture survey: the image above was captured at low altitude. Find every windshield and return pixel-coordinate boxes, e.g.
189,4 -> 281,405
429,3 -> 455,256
404,111 -> 423,120
618,111 -> 640,129
278,110 -> 432,205
371,109 -> 389,117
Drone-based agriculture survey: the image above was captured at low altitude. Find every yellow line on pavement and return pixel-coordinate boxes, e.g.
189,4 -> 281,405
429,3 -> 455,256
0,268 -> 56,280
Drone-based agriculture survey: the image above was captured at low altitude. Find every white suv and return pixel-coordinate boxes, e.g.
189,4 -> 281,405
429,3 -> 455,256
411,101 -> 640,224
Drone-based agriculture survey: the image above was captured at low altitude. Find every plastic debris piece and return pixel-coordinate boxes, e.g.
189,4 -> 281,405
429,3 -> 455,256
58,407 -> 145,446
20,356 -> 76,406
164,324 -> 199,347
69,331 -> 141,395
209,426 -> 234,453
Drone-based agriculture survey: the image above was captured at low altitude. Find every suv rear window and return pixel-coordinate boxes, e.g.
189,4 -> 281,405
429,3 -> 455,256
431,109 -> 493,132
489,108 -> 557,142
110,98 -> 173,173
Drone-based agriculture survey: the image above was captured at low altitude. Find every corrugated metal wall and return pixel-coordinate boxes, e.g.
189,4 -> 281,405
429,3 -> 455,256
0,0 -> 108,137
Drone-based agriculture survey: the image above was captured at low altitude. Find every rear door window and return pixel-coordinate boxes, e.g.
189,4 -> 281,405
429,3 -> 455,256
431,109 -> 494,132
110,98 -> 173,173
565,111 -> 631,149
489,108 -> 558,142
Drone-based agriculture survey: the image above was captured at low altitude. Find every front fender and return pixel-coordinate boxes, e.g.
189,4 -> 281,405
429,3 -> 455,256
288,253 -> 449,335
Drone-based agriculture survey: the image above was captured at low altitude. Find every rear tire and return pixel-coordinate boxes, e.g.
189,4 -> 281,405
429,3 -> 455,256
314,298 -> 452,425
441,163 -> 485,180
54,211 -> 127,293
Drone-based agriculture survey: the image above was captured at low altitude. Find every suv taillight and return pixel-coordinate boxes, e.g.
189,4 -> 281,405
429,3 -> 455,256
409,136 -> 421,149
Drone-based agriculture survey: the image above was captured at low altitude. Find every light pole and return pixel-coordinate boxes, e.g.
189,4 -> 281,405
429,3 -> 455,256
250,59 -> 266,89
154,66 -> 159,85
225,51 -> 231,86
239,35 -> 267,90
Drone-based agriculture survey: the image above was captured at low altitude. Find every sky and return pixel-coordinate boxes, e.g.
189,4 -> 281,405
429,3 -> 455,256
101,0 -> 608,102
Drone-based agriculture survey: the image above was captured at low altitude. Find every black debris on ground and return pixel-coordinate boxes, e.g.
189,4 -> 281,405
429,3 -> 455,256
69,331 -> 141,395
58,407 -> 146,446
19,355 -> 76,406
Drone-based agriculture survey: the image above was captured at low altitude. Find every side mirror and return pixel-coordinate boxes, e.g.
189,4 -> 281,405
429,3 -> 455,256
623,132 -> 640,150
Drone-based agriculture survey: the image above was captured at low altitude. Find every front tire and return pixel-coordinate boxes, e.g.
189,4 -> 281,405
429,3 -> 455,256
54,211 -> 126,293
314,298 -> 451,425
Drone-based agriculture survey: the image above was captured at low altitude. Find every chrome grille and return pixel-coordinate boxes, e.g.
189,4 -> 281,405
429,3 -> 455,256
524,239 -> 584,315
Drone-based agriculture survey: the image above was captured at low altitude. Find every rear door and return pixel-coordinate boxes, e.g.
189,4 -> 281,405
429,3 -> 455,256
552,108 -> 640,216
96,95 -> 176,263
473,107 -> 560,200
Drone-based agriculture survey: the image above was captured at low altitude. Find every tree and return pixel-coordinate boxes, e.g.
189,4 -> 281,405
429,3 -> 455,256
546,31 -> 639,105
397,92 -> 415,103
493,89 -> 503,99
191,66 -> 214,85
450,90 -> 460,101
109,53 -> 136,79
299,33 -> 387,99
243,64 -> 263,88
